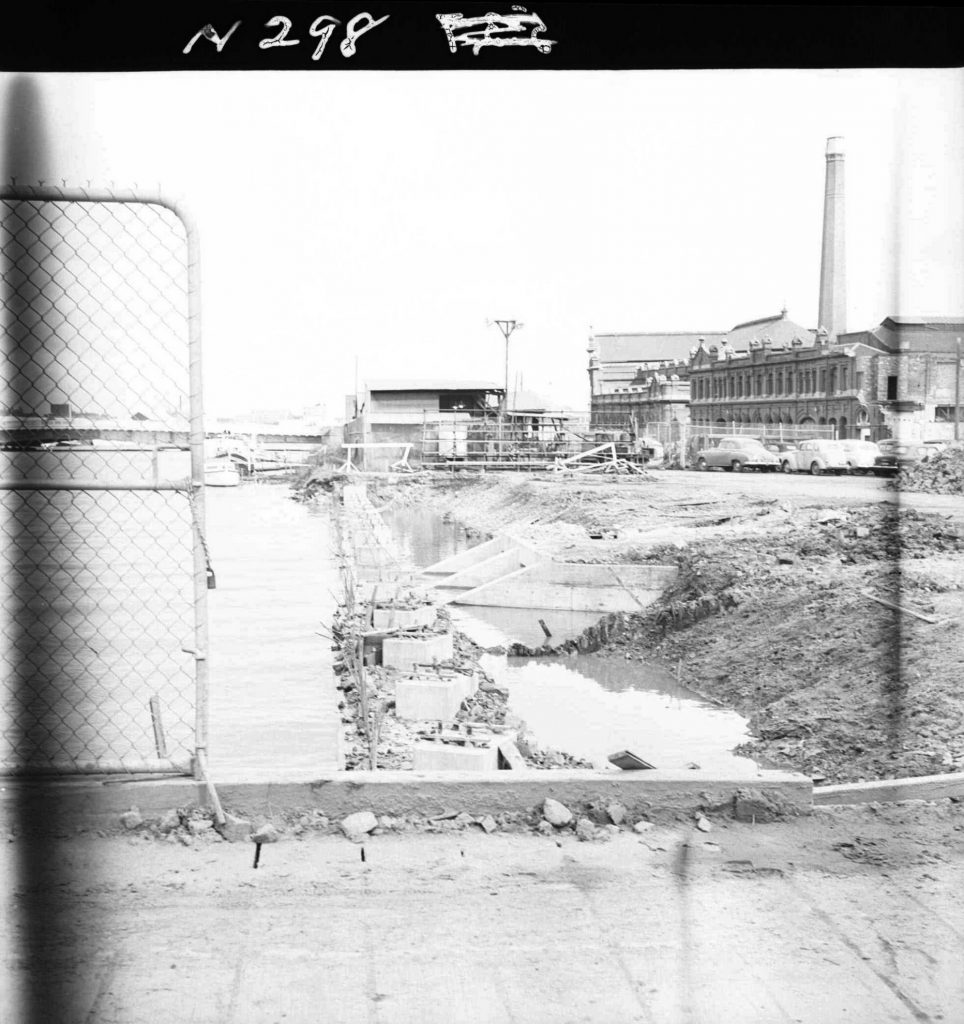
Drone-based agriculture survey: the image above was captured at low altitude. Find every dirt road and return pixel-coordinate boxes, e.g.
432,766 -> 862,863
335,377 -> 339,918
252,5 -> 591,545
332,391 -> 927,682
5,801 -> 962,1024
373,472 -> 964,785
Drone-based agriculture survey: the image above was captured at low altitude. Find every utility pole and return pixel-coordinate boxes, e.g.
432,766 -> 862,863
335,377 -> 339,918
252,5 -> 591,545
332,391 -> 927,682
492,320 -> 523,412
491,319 -> 523,459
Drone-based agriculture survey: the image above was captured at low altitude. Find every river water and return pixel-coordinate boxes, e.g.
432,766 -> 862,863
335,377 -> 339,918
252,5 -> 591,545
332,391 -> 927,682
3,447 -> 341,778
205,484 -> 342,779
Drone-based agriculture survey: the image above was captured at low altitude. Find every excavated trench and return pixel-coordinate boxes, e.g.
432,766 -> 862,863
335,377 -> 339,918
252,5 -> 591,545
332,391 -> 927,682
380,503 -> 757,773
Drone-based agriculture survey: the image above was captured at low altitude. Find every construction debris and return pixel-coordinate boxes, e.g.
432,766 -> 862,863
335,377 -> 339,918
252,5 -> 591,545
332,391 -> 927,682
893,443 -> 964,494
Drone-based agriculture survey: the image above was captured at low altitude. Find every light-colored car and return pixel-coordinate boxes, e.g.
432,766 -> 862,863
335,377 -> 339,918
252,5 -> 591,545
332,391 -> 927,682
838,439 -> 881,474
780,439 -> 852,475
695,437 -> 780,472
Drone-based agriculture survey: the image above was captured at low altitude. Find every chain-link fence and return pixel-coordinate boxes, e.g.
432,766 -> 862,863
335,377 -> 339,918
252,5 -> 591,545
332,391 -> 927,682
1,188 -> 206,776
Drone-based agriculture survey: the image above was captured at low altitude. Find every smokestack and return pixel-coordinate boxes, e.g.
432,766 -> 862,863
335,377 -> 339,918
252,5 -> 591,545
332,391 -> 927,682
817,136 -> 846,339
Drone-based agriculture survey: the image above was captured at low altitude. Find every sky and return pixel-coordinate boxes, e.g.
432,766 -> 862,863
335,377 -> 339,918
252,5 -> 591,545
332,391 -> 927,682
2,67 -> 962,419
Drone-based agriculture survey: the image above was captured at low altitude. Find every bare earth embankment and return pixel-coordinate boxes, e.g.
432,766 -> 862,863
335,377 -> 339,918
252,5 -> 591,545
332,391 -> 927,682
374,470 -> 964,785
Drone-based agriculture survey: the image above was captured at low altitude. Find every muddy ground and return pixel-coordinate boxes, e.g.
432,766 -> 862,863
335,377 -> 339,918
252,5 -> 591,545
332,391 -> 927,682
5,801 -> 963,1023
371,471 -> 964,786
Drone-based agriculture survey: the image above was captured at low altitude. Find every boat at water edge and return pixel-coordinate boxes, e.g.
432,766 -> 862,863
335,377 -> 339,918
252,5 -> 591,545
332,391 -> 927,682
204,458 -> 242,487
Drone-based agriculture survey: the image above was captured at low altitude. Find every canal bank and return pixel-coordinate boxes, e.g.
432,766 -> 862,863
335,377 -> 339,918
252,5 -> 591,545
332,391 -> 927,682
329,479 -> 765,780
365,472 -> 964,787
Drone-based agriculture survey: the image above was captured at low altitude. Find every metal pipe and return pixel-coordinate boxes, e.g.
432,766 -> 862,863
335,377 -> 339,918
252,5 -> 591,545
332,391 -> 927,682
0,479 -> 192,491
194,748 -> 226,826
0,759 -> 191,777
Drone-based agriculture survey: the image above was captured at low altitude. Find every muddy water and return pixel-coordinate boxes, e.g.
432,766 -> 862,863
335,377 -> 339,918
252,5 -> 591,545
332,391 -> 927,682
383,504 -> 757,773
481,654 -> 756,773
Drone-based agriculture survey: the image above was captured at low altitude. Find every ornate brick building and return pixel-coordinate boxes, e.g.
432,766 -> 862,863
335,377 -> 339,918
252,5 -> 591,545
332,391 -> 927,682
688,316 -> 964,441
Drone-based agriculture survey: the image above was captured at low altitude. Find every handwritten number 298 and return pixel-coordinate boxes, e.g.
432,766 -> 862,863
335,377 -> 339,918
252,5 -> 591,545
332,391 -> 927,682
183,12 -> 390,59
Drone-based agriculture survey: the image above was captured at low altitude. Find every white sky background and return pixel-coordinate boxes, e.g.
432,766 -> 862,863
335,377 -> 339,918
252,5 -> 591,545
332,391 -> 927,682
3,68 -> 962,417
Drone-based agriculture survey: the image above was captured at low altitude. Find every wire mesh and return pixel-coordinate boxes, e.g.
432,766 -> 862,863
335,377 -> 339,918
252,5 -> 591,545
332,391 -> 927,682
1,192 -> 200,775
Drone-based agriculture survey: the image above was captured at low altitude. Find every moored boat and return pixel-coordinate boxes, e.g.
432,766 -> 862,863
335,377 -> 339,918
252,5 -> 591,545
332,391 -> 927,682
204,458 -> 241,487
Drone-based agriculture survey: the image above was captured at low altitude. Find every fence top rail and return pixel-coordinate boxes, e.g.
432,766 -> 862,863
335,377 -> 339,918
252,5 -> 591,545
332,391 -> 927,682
0,479 -> 194,491
0,184 -> 196,230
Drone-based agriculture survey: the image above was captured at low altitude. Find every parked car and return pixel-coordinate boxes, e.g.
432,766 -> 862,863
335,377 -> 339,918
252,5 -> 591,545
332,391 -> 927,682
838,439 -> 882,474
780,439 -> 852,475
695,437 -> 780,472
873,441 -> 931,476
764,441 -> 799,456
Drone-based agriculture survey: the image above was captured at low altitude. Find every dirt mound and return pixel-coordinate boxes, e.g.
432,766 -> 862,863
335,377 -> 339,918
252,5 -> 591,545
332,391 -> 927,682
895,444 -> 964,494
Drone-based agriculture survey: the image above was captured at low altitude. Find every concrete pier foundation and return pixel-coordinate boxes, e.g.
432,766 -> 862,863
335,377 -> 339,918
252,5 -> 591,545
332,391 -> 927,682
395,673 -> 477,722
412,741 -> 500,772
382,632 -> 455,671
372,605 -> 437,630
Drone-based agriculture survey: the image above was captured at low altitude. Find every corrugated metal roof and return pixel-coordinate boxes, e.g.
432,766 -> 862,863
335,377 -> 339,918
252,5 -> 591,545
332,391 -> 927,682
873,320 -> 964,352
883,316 -> 964,326
594,332 -> 726,362
366,379 -> 504,392
726,315 -> 814,349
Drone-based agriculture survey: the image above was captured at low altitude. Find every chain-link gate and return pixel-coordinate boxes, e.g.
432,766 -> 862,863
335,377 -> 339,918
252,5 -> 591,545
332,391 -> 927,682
1,187 -> 208,777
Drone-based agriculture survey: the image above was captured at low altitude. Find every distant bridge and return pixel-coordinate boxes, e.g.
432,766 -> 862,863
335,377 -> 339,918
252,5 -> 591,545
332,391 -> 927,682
1,417 -> 329,448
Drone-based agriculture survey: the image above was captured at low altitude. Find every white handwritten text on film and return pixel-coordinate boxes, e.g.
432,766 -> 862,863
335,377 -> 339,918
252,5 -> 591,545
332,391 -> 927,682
183,13 -> 390,60
183,8 -> 555,59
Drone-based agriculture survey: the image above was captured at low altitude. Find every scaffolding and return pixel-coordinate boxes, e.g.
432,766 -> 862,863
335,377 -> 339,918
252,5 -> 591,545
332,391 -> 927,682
420,411 -> 603,470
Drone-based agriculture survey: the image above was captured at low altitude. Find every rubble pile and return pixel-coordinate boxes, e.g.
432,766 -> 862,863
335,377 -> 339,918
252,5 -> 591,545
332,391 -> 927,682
580,505 -> 964,785
894,443 -> 964,494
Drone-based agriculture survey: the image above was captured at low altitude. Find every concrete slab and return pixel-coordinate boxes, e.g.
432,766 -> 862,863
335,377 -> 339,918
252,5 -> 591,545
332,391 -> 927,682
429,547 -> 536,590
813,771 -> 964,805
453,562 -> 678,613
421,534 -> 513,575
395,676 -> 471,722
382,632 -> 454,670
412,742 -> 499,772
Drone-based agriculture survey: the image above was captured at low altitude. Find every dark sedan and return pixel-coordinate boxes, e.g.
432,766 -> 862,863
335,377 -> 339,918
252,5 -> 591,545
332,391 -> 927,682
873,442 -> 930,476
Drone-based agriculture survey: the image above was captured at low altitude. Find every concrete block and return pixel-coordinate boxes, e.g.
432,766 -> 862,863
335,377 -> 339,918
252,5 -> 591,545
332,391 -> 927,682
412,742 -> 499,772
382,632 -> 454,671
372,605 -> 437,630
395,676 -> 469,722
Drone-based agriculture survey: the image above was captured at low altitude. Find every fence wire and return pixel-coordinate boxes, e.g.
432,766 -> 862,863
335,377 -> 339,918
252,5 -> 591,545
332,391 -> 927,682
1,191 -> 202,775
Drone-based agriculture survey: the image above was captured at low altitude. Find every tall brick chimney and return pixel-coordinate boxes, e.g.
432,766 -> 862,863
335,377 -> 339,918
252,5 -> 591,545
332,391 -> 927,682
817,136 -> 846,340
